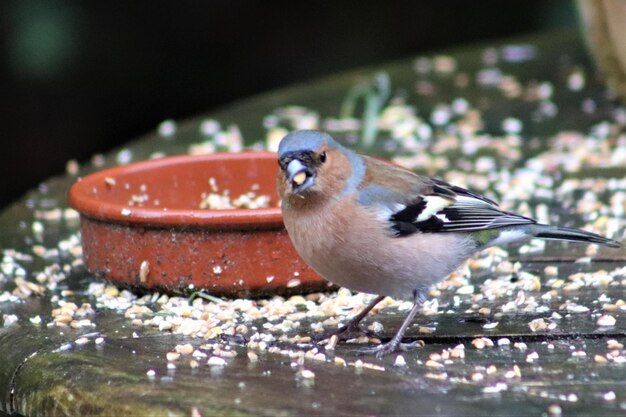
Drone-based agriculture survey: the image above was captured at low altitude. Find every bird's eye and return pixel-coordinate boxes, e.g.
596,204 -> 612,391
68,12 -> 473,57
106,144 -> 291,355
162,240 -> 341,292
320,152 -> 327,163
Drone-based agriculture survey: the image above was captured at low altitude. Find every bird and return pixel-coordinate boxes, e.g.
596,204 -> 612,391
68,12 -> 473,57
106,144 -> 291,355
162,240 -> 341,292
276,130 -> 622,357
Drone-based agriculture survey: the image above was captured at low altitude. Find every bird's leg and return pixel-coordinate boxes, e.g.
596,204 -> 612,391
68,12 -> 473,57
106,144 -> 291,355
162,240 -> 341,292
313,294 -> 385,343
357,290 -> 424,358
338,294 -> 386,336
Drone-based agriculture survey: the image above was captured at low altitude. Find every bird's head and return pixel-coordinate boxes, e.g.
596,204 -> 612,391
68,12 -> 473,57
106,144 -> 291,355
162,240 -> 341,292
277,130 -> 352,202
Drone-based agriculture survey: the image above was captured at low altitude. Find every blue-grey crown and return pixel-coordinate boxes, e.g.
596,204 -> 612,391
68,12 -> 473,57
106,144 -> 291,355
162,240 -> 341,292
277,130 -> 340,157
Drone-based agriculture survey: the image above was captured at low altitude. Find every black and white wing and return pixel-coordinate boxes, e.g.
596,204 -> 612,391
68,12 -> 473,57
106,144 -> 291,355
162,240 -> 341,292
389,179 -> 536,236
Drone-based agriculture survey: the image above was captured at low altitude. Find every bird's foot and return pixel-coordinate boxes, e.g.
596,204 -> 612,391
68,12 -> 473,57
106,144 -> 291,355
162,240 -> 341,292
356,339 -> 421,358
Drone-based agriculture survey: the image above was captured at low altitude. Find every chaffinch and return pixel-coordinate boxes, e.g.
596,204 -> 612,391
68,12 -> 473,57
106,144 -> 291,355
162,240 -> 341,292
276,130 -> 622,356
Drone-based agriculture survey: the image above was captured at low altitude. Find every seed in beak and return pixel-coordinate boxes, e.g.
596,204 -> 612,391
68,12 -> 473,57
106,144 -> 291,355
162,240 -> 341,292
292,171 -> 307,186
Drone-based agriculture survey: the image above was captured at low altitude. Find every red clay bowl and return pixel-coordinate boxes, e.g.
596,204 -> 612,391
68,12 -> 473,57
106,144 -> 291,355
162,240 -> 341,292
68,152 -> 328,297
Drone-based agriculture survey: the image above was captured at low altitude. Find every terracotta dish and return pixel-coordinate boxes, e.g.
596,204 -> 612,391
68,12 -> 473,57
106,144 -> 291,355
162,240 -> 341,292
68,152 -> 328,297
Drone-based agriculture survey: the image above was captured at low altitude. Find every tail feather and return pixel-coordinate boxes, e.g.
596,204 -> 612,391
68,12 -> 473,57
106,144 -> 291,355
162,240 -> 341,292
534,225 -> 622,248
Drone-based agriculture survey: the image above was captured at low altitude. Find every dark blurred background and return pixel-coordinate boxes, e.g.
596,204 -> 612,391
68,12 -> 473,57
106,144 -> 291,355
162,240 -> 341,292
0,1 -> 578,210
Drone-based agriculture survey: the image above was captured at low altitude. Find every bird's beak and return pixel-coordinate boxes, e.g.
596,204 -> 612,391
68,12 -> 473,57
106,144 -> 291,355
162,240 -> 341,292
287,159 -> 308,185
285,159 -> 314,192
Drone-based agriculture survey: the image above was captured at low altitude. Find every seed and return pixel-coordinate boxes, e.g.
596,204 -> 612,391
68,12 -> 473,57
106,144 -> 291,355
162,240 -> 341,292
346,336 -> 369,344
513,342 -> 528,351
425,372 -> 448,380
511,365 -> 522,377
298,369 -> 315,379
175,343 -> 194,355
497,338 -> 511,347
596,315 -> 616,327
286,279 -> 301,288
528,318 -> 548,332
483,382 -> 508,394
425,360 -> 443,368
450,345 -> 465,359
603,391 -> 616,401
607,340 -> 624,349
472,338 -> 486,349
139,261 -> 150,283
594,354 -> 607,363
471,337 -> 492,349
394,355 -> 407,367
104,286 -> 119,297
75,337 -> 89,345
192,350 -> 207,358
207,356 -> 227,366
456,285 -> 474,295
325,334 -> 338,351
334,357 -> 347,367
292,172 -> 307,186
54,315 -> 73,325
547,404 -> 562,416
483,322 -> 499,330
471,372 -> 484,382
544,266 -> 558,276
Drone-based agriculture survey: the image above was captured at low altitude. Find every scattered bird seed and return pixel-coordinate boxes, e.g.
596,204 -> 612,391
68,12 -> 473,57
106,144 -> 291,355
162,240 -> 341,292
175,344 -> 194,355
394,355 -> 407,367
528,318 -> 548,332
75,337 -> 89,345
603,391 -> 616,401
298,369 -> 315,379
547,404 -> 562,416
207,356 -> 227,366
596,315 -> 616,327
139,261 -> 150,284
4,41 -> 626,407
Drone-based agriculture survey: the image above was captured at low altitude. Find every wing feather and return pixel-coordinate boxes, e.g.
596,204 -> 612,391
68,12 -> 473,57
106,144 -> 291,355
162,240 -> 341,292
389,178 -> 535,236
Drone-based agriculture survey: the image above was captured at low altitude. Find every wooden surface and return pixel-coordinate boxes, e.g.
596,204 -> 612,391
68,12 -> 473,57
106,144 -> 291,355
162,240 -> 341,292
0,30 -> 625,416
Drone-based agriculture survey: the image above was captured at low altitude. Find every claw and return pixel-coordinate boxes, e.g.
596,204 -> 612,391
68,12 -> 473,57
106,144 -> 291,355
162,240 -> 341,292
354,291 -> 425,358
356,340 -> 421,358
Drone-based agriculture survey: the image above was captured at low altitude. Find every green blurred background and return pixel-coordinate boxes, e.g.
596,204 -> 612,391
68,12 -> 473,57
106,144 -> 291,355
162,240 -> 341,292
0,1 -> 578,209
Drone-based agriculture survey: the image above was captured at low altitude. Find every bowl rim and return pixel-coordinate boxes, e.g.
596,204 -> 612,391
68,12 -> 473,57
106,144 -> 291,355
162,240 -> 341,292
68,151 -> 285,228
